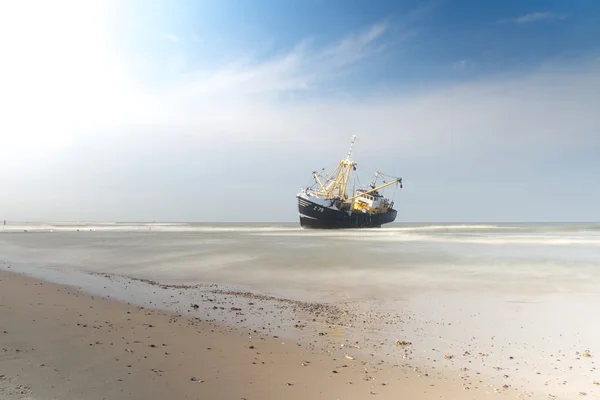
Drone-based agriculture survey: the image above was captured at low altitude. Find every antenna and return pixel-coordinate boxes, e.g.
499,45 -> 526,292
346,135 -> 358,160
370,169 -> 381,188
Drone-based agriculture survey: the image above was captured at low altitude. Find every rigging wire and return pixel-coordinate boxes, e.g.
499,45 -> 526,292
392,180 -> 399,201
352,168 -> 363,189
356,161 -> 403,193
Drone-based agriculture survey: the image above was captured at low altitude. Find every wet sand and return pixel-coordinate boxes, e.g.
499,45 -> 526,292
0,269 -> 517,400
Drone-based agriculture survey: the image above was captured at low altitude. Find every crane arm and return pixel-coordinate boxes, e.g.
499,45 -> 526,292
346,178 -> 401,202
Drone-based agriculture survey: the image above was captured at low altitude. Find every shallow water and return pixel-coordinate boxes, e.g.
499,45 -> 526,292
1,221 -> 599,301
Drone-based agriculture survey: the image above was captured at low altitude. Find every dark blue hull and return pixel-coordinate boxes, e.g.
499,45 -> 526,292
297,195 -> 397,229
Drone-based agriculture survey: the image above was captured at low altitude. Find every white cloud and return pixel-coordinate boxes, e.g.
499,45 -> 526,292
500,12 -> 568,24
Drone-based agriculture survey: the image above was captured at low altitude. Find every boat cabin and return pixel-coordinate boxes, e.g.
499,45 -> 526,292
352,189 -> 387,212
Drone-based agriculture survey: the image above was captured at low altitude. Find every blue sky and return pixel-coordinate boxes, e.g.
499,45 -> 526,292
0,0 -> 599,222
110,0 -> 600,86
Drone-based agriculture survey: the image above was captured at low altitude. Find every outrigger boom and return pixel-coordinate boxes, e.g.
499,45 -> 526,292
345,178 -> 402,202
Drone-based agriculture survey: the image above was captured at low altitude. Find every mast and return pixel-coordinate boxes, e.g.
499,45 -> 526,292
313,135 -> 358,199
346,135 -> 357,160
369,169 -> 381,189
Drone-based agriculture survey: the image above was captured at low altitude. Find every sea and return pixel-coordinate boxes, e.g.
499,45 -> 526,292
1,221 -> 599,301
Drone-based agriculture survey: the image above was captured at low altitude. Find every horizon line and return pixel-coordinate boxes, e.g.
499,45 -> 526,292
2,220 -> 599,225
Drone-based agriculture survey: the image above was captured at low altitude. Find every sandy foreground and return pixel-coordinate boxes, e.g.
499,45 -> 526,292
0,269 -> 519,400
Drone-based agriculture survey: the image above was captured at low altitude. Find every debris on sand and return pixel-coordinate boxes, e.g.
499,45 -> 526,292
210,289 -> 345,321
582,350 -> 592,358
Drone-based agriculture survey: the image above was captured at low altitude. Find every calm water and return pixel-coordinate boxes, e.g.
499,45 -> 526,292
1,221 -> 599,300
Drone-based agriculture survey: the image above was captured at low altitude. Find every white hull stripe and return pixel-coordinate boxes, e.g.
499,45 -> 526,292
298,213 -> 318,220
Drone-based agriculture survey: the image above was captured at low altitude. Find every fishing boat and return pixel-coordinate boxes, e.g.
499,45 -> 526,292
296,135 -> 402,229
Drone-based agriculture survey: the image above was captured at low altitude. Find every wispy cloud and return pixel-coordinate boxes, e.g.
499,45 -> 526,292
3,17 -> 597,159
0,20 -> 398,168
499,12 -> 568,24
176,22 -> 390,98
144,48 -> 600,166
452,59 -> 471,71
163,33 -> 180,43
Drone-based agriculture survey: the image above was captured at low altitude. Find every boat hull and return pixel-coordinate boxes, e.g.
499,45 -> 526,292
297,195 -> 397,229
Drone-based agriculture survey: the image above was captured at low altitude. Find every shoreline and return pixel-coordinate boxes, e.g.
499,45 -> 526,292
2,261 -> 599,399
0,268 -> 508,400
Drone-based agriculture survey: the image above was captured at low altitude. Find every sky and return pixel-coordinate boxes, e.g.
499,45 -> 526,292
0,0 -> 599,223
